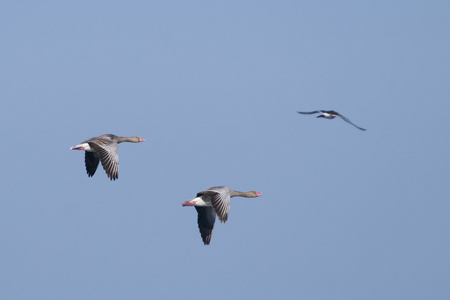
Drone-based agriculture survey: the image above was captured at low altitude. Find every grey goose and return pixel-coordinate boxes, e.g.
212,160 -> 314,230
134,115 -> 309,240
70,134 -> 145,180
182,186 -> 262,245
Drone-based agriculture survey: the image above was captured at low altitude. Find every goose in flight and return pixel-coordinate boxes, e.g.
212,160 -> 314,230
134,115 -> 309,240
182,186 -> 262,245
70,134 -> 145,180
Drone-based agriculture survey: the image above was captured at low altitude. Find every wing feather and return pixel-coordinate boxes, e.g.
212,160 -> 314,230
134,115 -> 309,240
200,187 -> 231,223
84,151 -> 99,177
89,141 -> 119,180
195,206 -> 216,245
297,111 -> 321,115
337,114 -> 367,131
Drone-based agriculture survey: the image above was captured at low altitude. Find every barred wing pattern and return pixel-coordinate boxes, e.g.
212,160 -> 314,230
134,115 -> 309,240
88,137 -> 120,180
200,186 -> 231,223
71,134 -> 144,180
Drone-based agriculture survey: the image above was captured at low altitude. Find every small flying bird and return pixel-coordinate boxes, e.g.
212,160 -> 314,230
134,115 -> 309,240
70,134 -> 145,180
182,186 -> 262,245
297,110 -> 366,131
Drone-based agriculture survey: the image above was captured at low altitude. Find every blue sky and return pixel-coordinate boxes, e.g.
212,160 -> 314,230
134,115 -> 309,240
1,1 -> 449,299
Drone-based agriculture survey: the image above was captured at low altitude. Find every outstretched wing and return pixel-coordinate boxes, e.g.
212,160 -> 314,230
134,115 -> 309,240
337,114 -> 367,131
200,186 -> 231,223
297,111 -> 321,115
89,139 -> 119,180
195,206 -> 216,245
84,151 -> 99,177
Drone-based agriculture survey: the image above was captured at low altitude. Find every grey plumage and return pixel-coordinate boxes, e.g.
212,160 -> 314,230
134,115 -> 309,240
183,186 -> 262,245
70,134 -> 145,180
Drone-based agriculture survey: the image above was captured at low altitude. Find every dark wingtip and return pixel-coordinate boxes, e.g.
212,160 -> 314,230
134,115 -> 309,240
108,174 -> 118,181
202,235 -> 211,245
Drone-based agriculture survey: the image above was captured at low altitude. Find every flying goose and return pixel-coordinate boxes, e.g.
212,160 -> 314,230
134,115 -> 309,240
70,134 -> 145,180
182,186 -> 262,245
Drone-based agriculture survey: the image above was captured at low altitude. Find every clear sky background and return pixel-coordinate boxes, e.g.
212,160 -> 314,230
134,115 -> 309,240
1,1 -> 449,299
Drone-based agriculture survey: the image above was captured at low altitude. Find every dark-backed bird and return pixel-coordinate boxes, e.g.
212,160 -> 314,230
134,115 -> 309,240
182,186 -> 262,245
70,134 -> 145,180
297,110 -> 366,131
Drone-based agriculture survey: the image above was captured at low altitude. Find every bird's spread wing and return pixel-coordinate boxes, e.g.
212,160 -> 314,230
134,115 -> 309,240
89,139 -> 119,180
195,206 -> 216,245
84,151 -> 99,177
200,186 -> 231,223
337,114 -> 367,131
297,111 -> 321,115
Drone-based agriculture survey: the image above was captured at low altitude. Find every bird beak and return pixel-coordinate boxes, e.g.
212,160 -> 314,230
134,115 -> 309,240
182,200 -> 196,206
139,138 -> 146,142
255,192 -> 263,197
70,146 -> 85,150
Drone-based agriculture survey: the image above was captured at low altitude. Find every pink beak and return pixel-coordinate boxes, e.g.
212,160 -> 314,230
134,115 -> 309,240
182,200 -> 196,207
255,192 -> 263,197
139,137 -> 146,142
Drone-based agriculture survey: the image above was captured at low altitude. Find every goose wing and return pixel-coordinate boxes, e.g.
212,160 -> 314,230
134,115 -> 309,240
199,186 -> 231,223
84,151 -> 99,177
195,206 -> 216,245
88,137 -> 119,180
